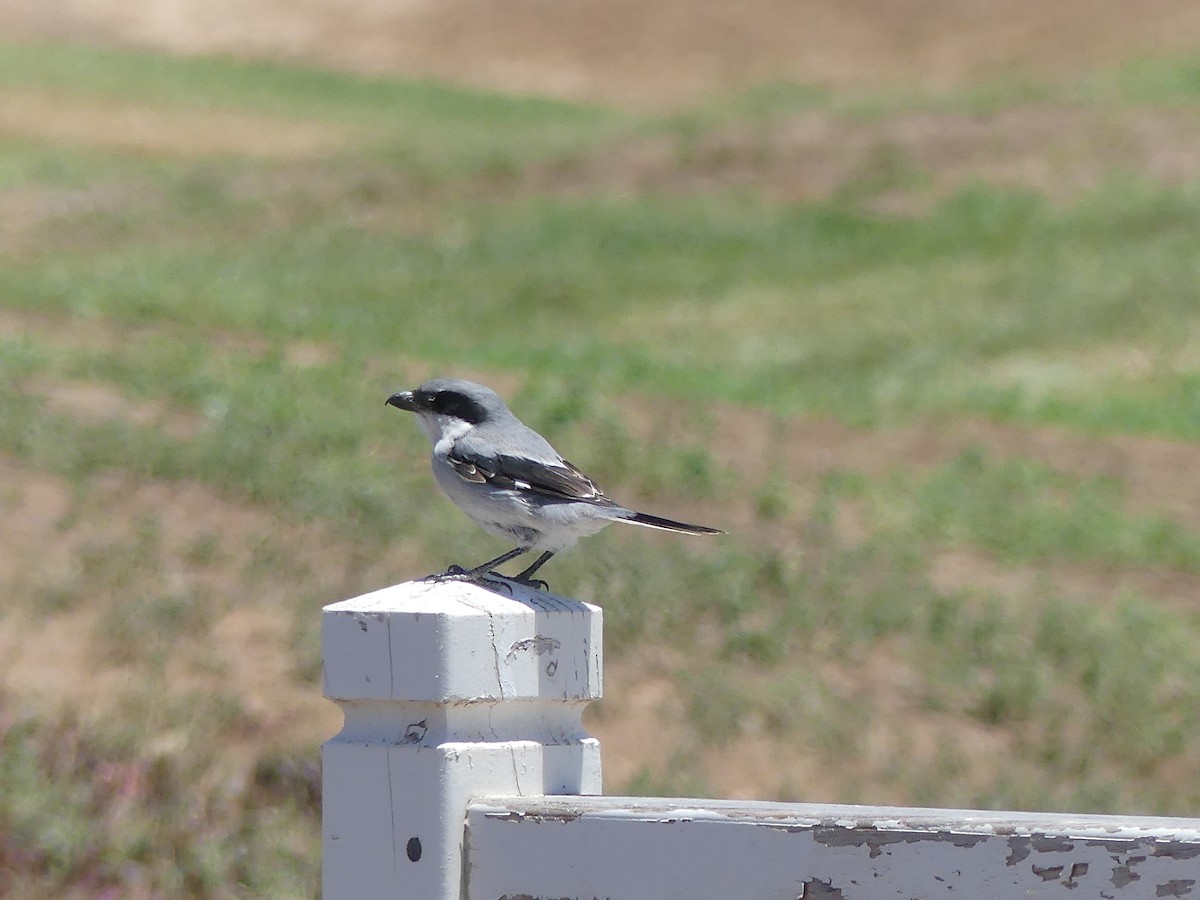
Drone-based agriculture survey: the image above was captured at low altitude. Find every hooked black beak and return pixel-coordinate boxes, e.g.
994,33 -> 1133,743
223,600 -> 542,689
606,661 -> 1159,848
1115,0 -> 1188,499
385,390 -> 417,411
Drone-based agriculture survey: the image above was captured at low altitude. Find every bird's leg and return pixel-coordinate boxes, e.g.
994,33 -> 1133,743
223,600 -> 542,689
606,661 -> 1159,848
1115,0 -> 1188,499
464,547 -> 530,580
511,551 -> 554,591
425,547 -> 528,583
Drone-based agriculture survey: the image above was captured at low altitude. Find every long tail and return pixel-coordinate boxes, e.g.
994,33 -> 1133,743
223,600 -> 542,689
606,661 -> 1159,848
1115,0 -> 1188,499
620,510 -> 725,535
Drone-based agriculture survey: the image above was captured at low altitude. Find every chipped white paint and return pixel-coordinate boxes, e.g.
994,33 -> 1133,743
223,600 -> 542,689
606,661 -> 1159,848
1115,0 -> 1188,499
322,579 -> 602,900
465,797 -> 1200,899
323,580 -> 1200,899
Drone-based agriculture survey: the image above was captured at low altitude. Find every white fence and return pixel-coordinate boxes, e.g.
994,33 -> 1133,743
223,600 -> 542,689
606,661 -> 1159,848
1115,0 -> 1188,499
322,580 -> 1200,899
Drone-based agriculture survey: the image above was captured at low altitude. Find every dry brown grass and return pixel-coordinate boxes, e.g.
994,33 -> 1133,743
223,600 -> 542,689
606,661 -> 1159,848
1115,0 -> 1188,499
5,0 -> 1200,107
516,105 -> 1200,210
0,88 -> 359,158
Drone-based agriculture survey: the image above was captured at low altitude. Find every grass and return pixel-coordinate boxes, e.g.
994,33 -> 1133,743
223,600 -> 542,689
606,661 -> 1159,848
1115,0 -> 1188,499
0,41 -> 625,178
2,38 -> 1200,897
10,179 -> 1200,430
0,697 -> 318,897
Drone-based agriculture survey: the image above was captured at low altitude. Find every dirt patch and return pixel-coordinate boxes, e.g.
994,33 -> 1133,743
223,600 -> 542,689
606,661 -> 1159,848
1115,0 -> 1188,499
948,419 -> 1200,533
0,181 -> 161,258
620,390 -> 1200,550
1,306 -> 348,377
6,0 -> 1199,108
929,546 -> 1200,614
0,471 -> 75,589
284,340 -> 338,368
30,376 -> 207,440
516,104 -> 1200,208
0,88 -> 358,158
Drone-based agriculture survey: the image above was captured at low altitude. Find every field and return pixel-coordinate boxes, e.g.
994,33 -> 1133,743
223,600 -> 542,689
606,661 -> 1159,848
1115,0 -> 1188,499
3,9 -> 1200,897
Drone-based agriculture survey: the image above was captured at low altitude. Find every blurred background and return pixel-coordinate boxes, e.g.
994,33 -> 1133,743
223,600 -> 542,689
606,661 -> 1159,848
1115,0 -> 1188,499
3,0 -> 1200,895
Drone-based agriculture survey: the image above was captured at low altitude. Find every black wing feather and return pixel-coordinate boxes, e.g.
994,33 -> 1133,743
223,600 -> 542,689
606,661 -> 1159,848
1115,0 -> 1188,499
448,448 -> 610,503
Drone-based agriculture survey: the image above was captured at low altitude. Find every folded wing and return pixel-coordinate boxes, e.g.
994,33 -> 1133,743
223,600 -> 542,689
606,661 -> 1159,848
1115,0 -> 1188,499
448,448 -> 612,504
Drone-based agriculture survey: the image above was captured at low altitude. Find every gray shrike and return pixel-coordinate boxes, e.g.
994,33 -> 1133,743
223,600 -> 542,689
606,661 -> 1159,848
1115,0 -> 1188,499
386,377 -> 723,587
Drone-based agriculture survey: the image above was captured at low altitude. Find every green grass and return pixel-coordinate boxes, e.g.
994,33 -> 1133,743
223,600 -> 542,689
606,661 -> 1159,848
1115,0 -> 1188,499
3,39 -> 1200,897
0,41 -> 628,179
872,449 -> 1200,570
0,41 -> 609,124
8,176 -> 1200,430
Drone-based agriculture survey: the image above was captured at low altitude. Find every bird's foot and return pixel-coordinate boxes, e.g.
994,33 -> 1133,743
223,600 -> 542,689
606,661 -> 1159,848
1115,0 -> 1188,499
421,564 -> 476,583
483,576 -> 515,595
507,576 -> 549,592
420,566 -> 518,594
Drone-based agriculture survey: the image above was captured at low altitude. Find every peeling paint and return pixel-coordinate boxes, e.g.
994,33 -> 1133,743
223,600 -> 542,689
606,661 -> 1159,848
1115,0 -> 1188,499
484,809 -> 584,825
765,824 -> 812,835
1157,879 -> 1197,897
1066,861 -> 1089,887
1033,864 -> 1065,881
1084,837 -> 1152,856
507,635 -> 561,658
1111,854 -> 1149,889
1156,846 -> 1200,860
1006,835 -> 1032,866
1032,835 -> 1076,853
800,878 -> 847,898
401,719 -> 427,744
949,832 -> 987,849
813,827 -> 924,854
812,826 -> 984,858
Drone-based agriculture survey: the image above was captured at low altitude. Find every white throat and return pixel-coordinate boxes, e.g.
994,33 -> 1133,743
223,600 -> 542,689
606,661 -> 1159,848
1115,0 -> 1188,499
420,414 -> 473,453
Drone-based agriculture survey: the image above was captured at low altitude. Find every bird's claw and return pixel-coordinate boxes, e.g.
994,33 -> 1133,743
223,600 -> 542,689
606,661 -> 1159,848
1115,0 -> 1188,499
479,575 -> 546,594
419,565 -> 546,594
482,575 -> 514,595
419,566 -> 519,595
421,565 -> 470,583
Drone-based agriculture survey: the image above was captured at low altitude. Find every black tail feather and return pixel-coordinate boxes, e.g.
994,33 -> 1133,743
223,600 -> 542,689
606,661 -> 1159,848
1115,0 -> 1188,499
622,511 -> 724,535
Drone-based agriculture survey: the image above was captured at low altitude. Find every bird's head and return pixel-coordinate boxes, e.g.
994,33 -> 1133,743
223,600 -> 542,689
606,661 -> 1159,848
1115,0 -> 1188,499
386,378 -> 506,444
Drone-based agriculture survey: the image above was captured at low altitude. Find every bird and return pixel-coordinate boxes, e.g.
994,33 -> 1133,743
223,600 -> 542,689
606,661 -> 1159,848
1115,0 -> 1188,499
386,377 -> 724,588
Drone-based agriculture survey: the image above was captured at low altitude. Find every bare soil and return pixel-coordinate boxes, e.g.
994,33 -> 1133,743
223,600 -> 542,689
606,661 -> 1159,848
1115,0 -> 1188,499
6,94 -> 1198,224
4,0 -> 1200,108
0,89 -> 357,158
518,105 -> 1200,210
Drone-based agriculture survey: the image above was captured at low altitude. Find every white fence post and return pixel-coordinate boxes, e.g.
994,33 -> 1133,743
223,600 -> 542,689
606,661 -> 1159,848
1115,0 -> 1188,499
321,579 -> 603,900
